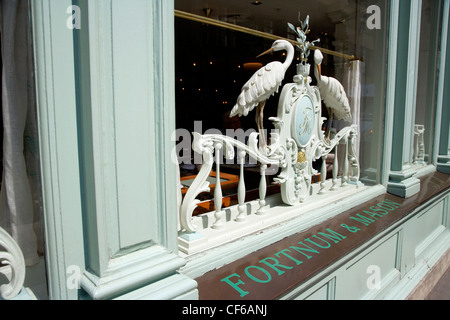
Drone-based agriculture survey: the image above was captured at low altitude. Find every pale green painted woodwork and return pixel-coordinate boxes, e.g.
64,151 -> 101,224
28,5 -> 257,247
381,0 -> 400,186
369,1 -> 390,187
284,192 -> 450,300
72,0 -> 197,299
32,0 -> 197,300
111,1 -> 159,249
400,199 -> 446,276
438,0 -> 450,174
335,234 -> 399,300
30,0 -> 86,300
29,0 -> 450,301
404,0 -> 422,166
387,0 -> 422,198
434,0 -> 449,169
418,0 -> 443,166
412,201 -> 445,259
74,0 -> 161,272
391,0 -> 412,171
303,283 -> 329,300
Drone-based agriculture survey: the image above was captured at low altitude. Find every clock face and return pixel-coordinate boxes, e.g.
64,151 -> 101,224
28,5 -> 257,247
293,95 -> 315,147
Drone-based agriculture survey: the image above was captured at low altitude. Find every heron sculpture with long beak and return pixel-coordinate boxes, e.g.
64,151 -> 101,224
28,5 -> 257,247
230,40 -> 295,150
313,49 -> 352,140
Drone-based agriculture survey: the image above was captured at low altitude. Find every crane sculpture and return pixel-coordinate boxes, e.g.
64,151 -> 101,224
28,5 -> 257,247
230,40 -> 295,150
313,49 -> 352,140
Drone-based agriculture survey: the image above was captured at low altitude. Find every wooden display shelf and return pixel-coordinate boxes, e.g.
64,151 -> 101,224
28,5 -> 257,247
180,171 -> 239,195
180,170 -> 281,215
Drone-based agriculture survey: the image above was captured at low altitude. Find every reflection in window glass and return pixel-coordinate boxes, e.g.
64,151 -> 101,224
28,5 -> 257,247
414,0 -> 443,165
175,0 -> 389,207
0,0 -> 47,299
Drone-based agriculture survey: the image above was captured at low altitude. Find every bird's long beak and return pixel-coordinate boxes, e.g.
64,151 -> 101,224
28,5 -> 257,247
317,64 -> 322,81
257,47 -> 274,58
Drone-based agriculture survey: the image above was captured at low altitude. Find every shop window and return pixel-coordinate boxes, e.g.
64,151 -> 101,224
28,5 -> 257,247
175,0 -> 390,254
413,0 -> 443,166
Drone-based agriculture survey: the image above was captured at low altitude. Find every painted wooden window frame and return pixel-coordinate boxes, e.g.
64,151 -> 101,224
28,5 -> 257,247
178,0 -> 439,279
387,0 -> 449,196
437,1 -> 450,174
386,0 -> 423,198
29,0 -> 450,299
31,0 -> 197,300
30,0 -> 85,300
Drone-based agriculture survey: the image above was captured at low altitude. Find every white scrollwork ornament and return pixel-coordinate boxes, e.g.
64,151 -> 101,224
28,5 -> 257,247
0,227 -> 26,300
179,132 -> 282,233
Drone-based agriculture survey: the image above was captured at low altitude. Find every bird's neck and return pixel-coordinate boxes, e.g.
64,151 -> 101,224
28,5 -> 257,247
314,63 -> 321,81
282,47 -> 295,71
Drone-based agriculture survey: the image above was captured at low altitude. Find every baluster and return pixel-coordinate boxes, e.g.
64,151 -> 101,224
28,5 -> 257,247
236,150 -> 247,222
318,155 -> 327,194
417,126 -> 425,163
257,164 -> 268,215
348,130 -> 361,184
331,145 -> 339,191
413,131 -> 419,163
341,138 -> 349,187
212,143 -> 224,229
413,125 -> 420,163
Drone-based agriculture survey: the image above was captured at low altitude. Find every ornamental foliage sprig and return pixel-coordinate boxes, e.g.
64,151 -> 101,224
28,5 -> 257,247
288,12 -> 320,64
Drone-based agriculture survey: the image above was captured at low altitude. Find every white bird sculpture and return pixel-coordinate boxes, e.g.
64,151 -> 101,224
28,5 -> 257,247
313,49 -> 352,139
230,40 -> 295,149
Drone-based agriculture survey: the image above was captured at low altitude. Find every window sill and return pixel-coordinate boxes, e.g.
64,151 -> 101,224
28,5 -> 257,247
179,183 -> 386,279
191,171 -> 450,299
412,163 -> 436,178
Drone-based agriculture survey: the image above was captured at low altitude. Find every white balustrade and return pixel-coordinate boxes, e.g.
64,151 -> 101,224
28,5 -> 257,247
179,132 -> 281,234
178,128 -> 359,236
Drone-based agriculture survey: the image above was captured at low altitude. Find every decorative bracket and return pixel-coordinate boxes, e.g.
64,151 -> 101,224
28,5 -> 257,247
268,64 -> 360,205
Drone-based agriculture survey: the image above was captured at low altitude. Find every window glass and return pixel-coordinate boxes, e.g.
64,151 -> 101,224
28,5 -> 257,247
175,0 -> 389,216
414,0 -> 443,165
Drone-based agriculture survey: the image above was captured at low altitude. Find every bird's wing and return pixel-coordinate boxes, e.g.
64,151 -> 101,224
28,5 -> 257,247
230,62 -> 285,118
320,75 -> 352,122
